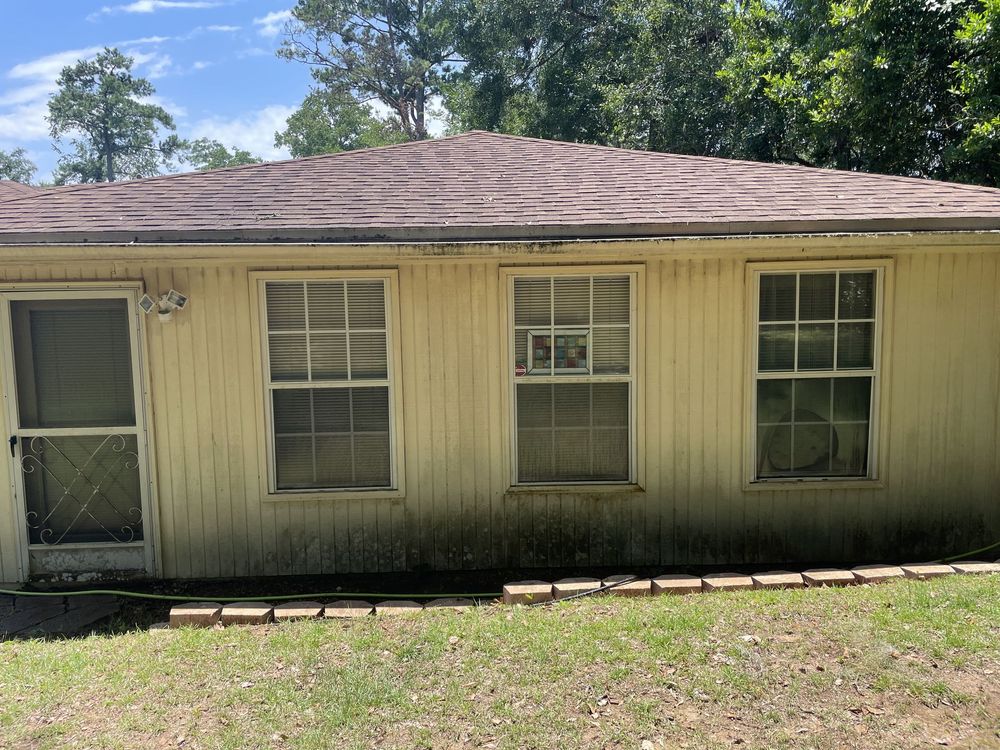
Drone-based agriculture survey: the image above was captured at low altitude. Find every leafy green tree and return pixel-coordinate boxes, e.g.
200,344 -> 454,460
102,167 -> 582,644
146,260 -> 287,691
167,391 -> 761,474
951,0 -> 1000,184
279,0 -> 464,140
0,148 -> 36,183
182,138 -> 262,170
47,47 -> 182,183
448,0 -> 607,140
275,87 -> 406,157
720,0 -> 969,178
450,0 -> 735,154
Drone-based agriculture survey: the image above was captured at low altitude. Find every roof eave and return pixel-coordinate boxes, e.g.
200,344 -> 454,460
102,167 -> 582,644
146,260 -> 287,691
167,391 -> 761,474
0,216 -> 999,245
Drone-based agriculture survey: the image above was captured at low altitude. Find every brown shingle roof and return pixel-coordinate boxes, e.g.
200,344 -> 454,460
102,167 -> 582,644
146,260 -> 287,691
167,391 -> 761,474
0,180 -> 40,202
0,131 -> 999,244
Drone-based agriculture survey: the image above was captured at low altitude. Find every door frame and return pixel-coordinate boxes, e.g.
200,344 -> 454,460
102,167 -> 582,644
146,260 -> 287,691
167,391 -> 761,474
0,282 -> 160,580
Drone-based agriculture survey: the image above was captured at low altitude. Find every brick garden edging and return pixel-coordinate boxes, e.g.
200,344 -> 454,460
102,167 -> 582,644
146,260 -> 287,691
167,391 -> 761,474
166,560 -> 1000,628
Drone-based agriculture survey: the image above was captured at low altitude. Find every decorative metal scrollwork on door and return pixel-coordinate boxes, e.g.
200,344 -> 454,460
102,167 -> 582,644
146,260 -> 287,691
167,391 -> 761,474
21,434 -> 143,545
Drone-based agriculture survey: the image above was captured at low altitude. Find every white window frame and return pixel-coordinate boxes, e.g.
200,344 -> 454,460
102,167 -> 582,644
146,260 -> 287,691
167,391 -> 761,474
504,266 -> 642,488
746,259 -> 891,488
251,270 -> 404,500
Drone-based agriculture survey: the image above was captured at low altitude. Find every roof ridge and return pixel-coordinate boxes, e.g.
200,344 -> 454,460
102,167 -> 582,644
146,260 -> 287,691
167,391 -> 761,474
16,131 -> 485,201
468,130 -> 1000,196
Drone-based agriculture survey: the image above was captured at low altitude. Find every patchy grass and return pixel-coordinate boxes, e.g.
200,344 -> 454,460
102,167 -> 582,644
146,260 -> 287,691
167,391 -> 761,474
2,575 -> 1000,749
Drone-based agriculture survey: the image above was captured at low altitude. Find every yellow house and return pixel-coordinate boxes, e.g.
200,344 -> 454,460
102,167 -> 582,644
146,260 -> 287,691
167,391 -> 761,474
0,131 -> 998,582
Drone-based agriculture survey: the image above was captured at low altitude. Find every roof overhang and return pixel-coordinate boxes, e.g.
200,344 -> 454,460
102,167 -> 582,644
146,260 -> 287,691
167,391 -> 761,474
1,216 -> 999,246
0,229 -> 997,265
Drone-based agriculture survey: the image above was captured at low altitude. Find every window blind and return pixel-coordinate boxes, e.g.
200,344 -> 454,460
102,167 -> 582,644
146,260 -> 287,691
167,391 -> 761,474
12,300 -> 136,429
512,274 -> 633,484
264,279 -> 392,491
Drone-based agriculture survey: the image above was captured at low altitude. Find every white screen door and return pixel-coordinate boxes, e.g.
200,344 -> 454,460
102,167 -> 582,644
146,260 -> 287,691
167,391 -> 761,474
2,290 -> 154,578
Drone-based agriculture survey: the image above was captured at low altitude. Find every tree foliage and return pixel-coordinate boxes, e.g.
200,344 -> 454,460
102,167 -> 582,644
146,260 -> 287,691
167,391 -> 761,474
952,0 -> 1000,184
181,138 -> 262,171
450,0 -> 734,154
447,0 -> 1000,185
278,0 -> 464,141
0,148 -> 37,184
47,47 -> 181,183
275,87 -> 406,157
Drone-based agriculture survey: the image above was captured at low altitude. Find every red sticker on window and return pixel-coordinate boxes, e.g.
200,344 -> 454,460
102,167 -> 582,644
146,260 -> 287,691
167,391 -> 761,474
514,364 -> 527,377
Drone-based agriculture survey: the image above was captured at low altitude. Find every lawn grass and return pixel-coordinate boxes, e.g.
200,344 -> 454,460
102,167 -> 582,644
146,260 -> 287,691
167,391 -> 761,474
1,575 -> 999,749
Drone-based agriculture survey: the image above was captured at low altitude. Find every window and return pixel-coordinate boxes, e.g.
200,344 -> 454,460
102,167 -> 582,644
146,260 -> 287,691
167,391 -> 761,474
261,277 -> 396,491
753,268 -> 881,481
511,273 -> 634,484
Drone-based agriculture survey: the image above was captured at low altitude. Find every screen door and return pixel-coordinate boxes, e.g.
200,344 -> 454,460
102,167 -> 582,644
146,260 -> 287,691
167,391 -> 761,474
4,291 -> 153,577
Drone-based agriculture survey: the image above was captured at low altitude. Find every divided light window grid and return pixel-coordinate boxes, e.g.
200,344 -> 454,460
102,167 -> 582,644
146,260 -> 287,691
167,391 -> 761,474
512,274 -> 633,484
264,279 -> 392,491
754,270 -> 879,480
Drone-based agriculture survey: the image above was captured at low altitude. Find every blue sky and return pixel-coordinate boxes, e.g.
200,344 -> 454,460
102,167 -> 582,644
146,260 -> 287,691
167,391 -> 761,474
0,1 -> 319,181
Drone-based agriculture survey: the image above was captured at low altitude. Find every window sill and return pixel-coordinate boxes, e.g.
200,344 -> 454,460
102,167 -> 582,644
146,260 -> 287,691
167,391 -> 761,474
505,483 -> 645,498
263,488 -> 404,503
744,479 -> 884,492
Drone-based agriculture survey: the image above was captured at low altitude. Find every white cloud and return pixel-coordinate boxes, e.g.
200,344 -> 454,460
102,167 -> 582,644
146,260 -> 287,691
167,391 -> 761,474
0,101 -> 51,142
8,46 -> 105,82
1,47 -> 105,147
119,35 -> 172,45
89,1 -> 221,20
190,104 -> 295,160
253,9 -> 292,37
206,24 -> 240,32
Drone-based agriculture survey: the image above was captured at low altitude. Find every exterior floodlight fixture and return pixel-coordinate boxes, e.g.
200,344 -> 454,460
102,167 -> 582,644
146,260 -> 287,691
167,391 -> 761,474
139,289 -> 190,323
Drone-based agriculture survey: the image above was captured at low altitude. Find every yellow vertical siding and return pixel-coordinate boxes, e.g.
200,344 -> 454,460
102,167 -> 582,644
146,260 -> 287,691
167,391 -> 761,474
0,245 -> 997,579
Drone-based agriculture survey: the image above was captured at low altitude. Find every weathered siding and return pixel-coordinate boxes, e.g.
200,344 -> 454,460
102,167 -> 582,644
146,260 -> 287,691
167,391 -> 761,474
0,242 -> 998,580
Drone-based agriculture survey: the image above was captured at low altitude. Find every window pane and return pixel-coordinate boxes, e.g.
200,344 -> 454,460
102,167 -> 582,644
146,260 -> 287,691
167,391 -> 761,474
797,323 -> 835,370
553,383 -> 591,427
798,273 -> 836,320
514,278 -> 551,326
306,281 -> 345,329
830,422 -> 869,476
345,280 -> 386,328
794,377 -> 831,421
348,331 -> 388,379
272,389 -> 313,433
273,386 -> 391,490
838,272 -> 874,319
13,300 -> 136,429
759,274 -> 796,321
756,379 -> 792,423
756,376 -> 871,479
593,328 -> 629,374
274,435 -> 314,488
758,324 -> 795,371
311,389 -> 351,433
265,282 -> 305,331
832,377 -> 871,421
309,332 -> 347,380
837,322 -> 874,369
516,382 -> 628,482
757,425 -> 791,478
268,334 -> 308,381
592,382 -> 629,426
593,276 -> 629,324
314,436 -> 353,486
351,387 -> 391,431
553,277 -> 590,325
516,383 -> 553,428
352,433 -> 391,486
